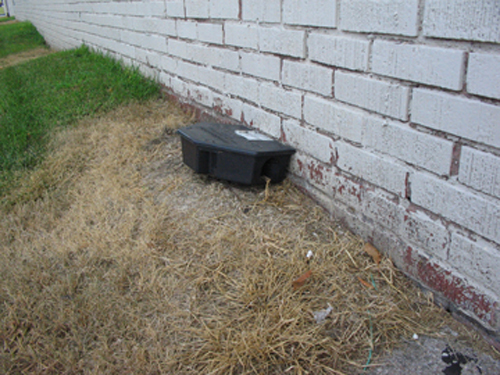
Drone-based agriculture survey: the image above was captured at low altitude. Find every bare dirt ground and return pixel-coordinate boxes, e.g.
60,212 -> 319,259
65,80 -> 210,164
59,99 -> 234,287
0,46 -> 56,69
1,97 -> 499,374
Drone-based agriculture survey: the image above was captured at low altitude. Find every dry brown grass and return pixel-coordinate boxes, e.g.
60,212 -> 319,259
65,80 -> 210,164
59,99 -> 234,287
0,47 -> 55,69
0,98 -> 491,374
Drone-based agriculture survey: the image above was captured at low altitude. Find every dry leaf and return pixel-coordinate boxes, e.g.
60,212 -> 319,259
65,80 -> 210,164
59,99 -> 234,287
364,243 -> 382,265
292,270 -> 312,290
357,276 -> 373,289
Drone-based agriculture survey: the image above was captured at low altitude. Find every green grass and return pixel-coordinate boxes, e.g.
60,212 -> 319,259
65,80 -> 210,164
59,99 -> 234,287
0,45 -> 160,190
0,21 -> 46,57
0,17 -> 15,23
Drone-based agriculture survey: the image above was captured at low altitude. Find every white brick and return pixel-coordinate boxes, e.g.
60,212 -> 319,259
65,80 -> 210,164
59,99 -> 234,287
330,169 -> 364,208
190,85 -> 213,107
210,0 -> 239,19
283,0 -> 336,28
423,0 -> 500,43
282,61 -> 333,96
185,0 -> 209,18
197,22 -> 223,44
260,27 -> 305,58
363,190 -> 404,233
283,120 -> 335,164
372,41 -> 465,90
197,66 -> 226,92
176,60 -> 200,82
166,1 -> 185,18
202,46 -> 239,72
402,211 -> 449,260
340,0 -> 418,36
212,93 -> 243,120
459,147 -> 500,199
308,34 -> 369,71
142,34 -> 167,53
304,95 -> 372,143
224,73 -> 260,103
144,1 -> 166,17
336,142 -> 408,196
412,89 -> 500,149
362,120 -> 454,175
450,233 -> 500,293
259,83 -> 302,119
335,71 -> 409,120
241,103 -> 282,139
467,53 -> 500,100
241,52 -> 280,81
177,20 -> 197,39
242,0 -> 281,23
162,55 -> 179,74
225,23 -> 259,49
412,172 -> 500,244
156,18 -> 177,36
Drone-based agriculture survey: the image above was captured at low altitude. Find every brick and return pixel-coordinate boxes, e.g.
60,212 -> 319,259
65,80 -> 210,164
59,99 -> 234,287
212,93 -> 243,120
330,169 -> 364,209
340,0 -> 418,36
459,146 -> 500,199
283,0 -> 336,28
224,73 -> 260,103
412,88 -> 500,149
260,27 -> 305,58
156,18 -> 177,36
259,82 -> 302,119
241,51 -> 280,81
189,85 -> 213,107
197,22 -> 223,44
449,232 -> 500,294
161,55 -> 178,74
372,40 -> 465,90
335,71 -> 410,120
141,34 -> 167,53
144,1 -> 166,17
362,190 -> 404,233
225,23 -> 259,49
283,119 -> 335,164
210,0 -> 239,19
176,60 -> 200,82
336,142 -> 408,196
308,33 -> 369,71
177,20 -> 197,39
166,0 -> 185,18
467,52 -> 500,100
196,66 -> 226,92
362,120 -> 454,176
290,152 -> 333,192
242,0 -> 281,23
411,172 -> 500,244
402,210 -> 450,260
304,94 -> 373,143
185,0 -> 209,19
241,103 -> 282,139
423,0 -> 500,43
282,60 -> 333,96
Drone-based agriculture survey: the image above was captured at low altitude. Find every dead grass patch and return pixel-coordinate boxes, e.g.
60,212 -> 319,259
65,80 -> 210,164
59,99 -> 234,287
0,98 -> 491,374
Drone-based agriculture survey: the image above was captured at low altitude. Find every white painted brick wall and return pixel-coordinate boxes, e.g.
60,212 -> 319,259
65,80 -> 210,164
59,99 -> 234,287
372,41 -> 465,90
283,0 -> 336,28
283,119 -> 335,163
423,0 -> 500,43
411,172 -> 500,244
308,33 -> 369,71
185,0 -> 209,19
459,147 -> 500,199
166,1 -> 184,18
412,89 -> 500,148
241,103 -> 282,139
339,0 -> 419,36
225,23 -> 259,49
177,20 -> 198,39
197,22 -> 223,44
224,73 -> 260,103
401,210 -> 449,260
282,60 -> 333,96
241,0 -> 281,23
209,0 -> 239,19
335,71 -> 410,120
241,51 -> 280,81
449,232 -> 500,294
259,82 -> 302,119
467,53 -> 500,100
303,94 -> 368,143
336,142 -> 408,196
362,120 -> 454,176
260,27 -> 305,58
